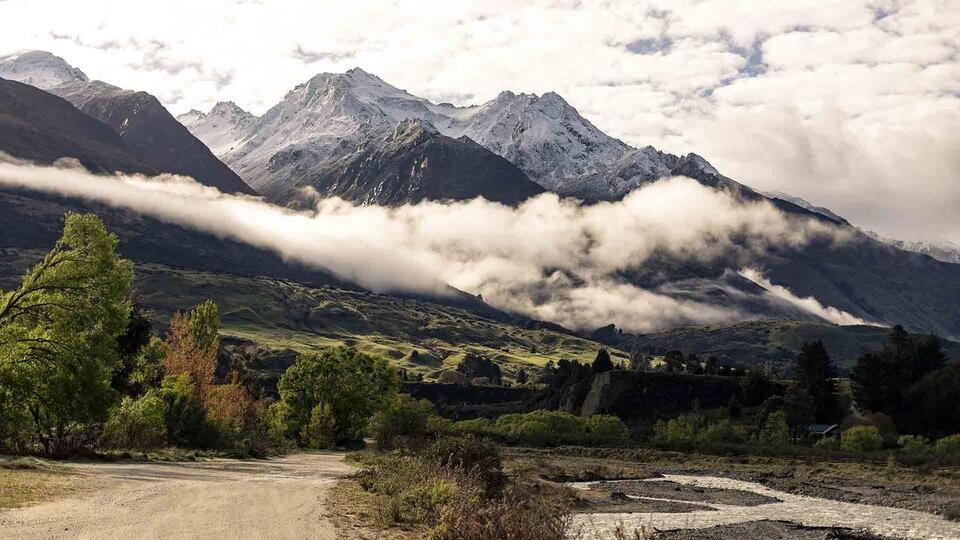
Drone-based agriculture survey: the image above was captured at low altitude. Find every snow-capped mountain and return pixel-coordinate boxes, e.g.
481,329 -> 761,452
0,51 -> 255,195
262,118 -> 544,207
177,101 -> 258,156
186,68 -> 733,203
0,50 -> 88,89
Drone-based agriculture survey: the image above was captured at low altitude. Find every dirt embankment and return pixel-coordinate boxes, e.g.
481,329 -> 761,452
0,452 -> 353,540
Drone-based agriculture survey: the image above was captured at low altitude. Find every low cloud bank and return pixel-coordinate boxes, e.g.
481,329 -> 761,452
738,267 -> 876,326
0,156 -> 848,332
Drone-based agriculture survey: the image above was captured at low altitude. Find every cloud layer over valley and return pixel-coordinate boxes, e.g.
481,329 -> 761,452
0,157 -> 852,333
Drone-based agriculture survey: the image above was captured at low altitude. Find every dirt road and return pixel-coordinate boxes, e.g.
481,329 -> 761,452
0,452 -> 354,539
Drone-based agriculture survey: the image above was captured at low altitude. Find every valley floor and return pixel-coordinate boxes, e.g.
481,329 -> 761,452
0,452 -> 354,539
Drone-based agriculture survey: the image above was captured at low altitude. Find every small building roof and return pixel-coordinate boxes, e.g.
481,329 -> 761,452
807,424 -> 839,436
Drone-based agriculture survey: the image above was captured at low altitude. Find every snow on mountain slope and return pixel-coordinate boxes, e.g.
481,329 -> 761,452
863,231 -> 960,264
195,68 -> 728,203
0,50 -> 88,89
176,101 -> 258,156
764,191 -> 848,224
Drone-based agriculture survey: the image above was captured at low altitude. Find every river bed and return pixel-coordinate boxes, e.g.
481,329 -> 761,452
569,474 -> 960,539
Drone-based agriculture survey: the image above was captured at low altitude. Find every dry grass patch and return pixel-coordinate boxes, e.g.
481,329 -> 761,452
0,459 -> 91,508
326,479 -> 426,539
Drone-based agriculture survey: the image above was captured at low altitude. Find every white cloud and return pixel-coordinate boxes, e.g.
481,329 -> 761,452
739,268 -> 877,326
0,157 -> 841,333
0,0 -> 956,242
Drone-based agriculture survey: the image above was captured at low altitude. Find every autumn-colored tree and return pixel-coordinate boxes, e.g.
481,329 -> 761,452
204,375 -> 260,433
162,300 -> 221,399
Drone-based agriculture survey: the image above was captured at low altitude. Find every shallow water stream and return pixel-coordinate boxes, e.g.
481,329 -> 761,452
570,474 -> 960,539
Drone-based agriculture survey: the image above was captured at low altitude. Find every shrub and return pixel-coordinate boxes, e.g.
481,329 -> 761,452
357,455 -> 475,527
934,434 -> 960,456
452,410 -> 630,447
101,393 -> 168,450
813,436 -> 841,450
652,415 -> 746,447
357,450 -> 570,539
158,374 -> 213,448
651,415 -> 707,447
424,435 -> 503,493
897,435 -> 931,455
451,417 -> 495,437
700,419 -> 745,445
429,482 -> 569,540
369,394 -> 440,450
841,425 -> 883,453
303,403 -> 337,449
758,411 -> 791,447
586,415 -> 631,446
204,382 -> 259,435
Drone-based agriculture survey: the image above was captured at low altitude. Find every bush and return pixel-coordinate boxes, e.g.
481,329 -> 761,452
700,419 -> 745,445
934,434 -> 960,456
897,435 -> 931,455
204,382 -> 259,436
101,393 -> 168,450
424,435 -> 503,493
813,436 -> 841,450
304,403 -> 337,449
357,455 -> 475,527
429,482 -> 568,540
158,374 -> 213,448
369,394 -> 442,450
357,450 -> 569,539
586,415 -> 631,446
651,415 -> 707,447
841,425 -> 883,453
758,411 -> 791,447
471,410 -> 630,447
652,415 -> 746,447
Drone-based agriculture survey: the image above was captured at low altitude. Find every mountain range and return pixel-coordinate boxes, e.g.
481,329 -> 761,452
178,67 -> 765,207
2,49 -> 959,347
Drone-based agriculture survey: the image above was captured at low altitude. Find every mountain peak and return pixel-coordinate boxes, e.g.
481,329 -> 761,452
391,118 -> 439,145
209,100 -> 254,119
345,66 -> 375,79
0,49 -> 88,89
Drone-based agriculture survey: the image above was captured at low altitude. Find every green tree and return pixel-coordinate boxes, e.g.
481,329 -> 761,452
793,341 -> 840,422
902,364 -> 960,437
276,347 -> 398,447
111,302 -> 153,397
783,384 -> 815,443
187,299 -> 220,352
515,369 -> 528,385
741,365 -> 776,406
369,393 -> 440,450
592,348 -> 614,373
0,213 -> 133,454
101,393 -> 168,450
664,350 -> 684,373
851,326 -> 949,422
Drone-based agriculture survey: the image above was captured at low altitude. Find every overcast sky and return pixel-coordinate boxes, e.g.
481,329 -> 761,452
1,0 -> 957,243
